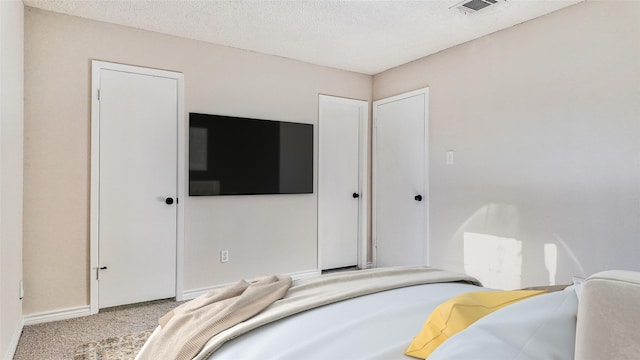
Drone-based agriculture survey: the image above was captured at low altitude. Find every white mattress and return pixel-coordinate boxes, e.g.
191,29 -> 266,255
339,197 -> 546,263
211,282 -> 486,359
210,283 -> 579,360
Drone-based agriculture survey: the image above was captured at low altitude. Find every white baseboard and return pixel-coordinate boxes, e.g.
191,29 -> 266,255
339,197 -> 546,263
23,305 -> 92,326
182,285 -> 224,300
20,270 -> 322,326
182,269 -> 321,300
4,317 -> 24,360
290,269 -> 322,280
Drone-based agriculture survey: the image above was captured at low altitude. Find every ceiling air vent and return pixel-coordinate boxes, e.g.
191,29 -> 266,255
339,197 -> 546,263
452,0 -> 504,14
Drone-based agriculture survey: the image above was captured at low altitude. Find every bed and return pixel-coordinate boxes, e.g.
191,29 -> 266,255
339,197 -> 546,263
136,266 -> 640,360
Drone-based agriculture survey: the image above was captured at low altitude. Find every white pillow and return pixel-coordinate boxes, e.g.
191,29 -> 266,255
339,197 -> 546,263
427,286 -> 578,360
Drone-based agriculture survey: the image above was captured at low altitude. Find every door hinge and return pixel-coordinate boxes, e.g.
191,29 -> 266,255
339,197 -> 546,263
96,266 -> 107,280
97,89 -> 101,101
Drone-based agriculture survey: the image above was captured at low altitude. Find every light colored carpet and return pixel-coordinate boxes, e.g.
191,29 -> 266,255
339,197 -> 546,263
14,299 -> 184,360
73,328 -> 153,360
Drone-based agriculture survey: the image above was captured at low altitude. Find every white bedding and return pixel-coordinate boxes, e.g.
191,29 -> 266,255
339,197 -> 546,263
212,282 -> 486,359
212,285 -> 578,360
138,267 -> 585,360
138,266 -> 481,360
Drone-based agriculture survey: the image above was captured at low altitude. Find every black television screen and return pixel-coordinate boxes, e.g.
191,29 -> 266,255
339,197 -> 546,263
189,113 -> 314,196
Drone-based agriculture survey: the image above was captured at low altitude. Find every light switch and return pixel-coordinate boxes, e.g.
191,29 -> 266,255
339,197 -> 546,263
446,150 -> 454,165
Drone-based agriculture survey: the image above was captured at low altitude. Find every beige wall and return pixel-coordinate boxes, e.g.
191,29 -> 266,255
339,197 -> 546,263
1,0 -> 24,357
23,8 -> 372,314
23,0 -> 640,315
374,1 -> 640,288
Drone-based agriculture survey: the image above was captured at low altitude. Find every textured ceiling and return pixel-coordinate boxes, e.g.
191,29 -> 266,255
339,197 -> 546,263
24,0 -> 583,75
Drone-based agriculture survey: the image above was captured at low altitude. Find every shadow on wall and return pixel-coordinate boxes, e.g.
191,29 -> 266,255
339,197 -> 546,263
454,203 -> 584,289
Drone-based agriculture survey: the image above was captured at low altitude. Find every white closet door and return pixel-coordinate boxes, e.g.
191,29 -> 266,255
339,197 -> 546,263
318,95 -> 367,270
373,89 -> 429,267
97,68 -> 178,308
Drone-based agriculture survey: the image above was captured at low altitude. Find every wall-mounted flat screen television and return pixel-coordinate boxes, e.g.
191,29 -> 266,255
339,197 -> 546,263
189,113 -> 313,196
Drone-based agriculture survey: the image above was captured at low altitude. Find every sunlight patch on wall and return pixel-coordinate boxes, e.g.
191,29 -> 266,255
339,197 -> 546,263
544,243 -> 558,286
554,234 -> 585,279
464,232 -> 522,289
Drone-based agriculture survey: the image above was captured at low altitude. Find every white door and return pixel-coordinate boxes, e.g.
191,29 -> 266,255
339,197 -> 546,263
318,95 -> 368,270
373,88 -> 429,267
94,65 -> 179,309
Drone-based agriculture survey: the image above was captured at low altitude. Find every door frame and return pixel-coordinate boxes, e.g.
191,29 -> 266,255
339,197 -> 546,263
372,88 -> 429,268
89,60 -> 185,314
318,94 -> 369,270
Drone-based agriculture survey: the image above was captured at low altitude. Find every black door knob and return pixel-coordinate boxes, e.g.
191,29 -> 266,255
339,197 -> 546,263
414,195 -> 423,202
353,193 -> 360,198
165,197 -> 174,205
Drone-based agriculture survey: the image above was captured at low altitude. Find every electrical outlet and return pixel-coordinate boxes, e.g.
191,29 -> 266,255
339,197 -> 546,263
220,250 -> 229,263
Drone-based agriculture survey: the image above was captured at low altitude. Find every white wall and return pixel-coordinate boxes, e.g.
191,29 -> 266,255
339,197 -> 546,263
373,1 -> 640,288
23,8 -> 371,314
0,0 -> 24,358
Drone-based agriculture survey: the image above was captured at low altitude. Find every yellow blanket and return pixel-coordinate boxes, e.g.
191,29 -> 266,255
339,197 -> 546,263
405,290 -> 546,359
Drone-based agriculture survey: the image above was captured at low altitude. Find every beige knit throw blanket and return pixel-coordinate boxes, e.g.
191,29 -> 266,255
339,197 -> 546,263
137,275 -> 292,360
